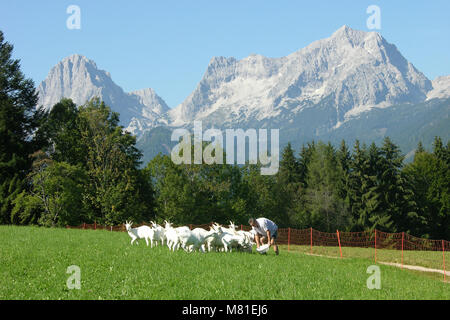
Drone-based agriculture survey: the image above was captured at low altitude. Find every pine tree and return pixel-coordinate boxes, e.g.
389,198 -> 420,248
305,142 -> 349,232
0,30 -> 46,223
403,148 -> 449,238
377,137 -> 414,232
433,136 -> 449,165
298,141 -> 316,187
278,142 -> 301,185
276,143 -> 303,227
348,141 -> 381,231
335,140 -> 352,227
337,140 -> 351,174
416,141 -> 425,154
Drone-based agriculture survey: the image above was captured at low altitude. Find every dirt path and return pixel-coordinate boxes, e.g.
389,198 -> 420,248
304,252 -> 342,259
378,261 -> 449,277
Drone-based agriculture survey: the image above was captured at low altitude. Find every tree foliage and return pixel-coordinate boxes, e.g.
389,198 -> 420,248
0,31 -> 46,223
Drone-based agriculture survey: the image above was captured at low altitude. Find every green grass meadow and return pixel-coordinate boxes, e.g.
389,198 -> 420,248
282,244 -> 447,271
0,226 -> 448,300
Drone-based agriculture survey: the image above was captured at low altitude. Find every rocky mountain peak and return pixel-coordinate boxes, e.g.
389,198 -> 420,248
37,54 -> 169,137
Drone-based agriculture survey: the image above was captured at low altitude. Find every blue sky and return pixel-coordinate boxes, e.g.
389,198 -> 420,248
1,0 -> 449,107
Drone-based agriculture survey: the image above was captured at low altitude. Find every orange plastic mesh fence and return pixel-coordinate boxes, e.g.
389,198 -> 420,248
403,232 -> 449,251
66,223 -> 449,256
66,223 -> 449,251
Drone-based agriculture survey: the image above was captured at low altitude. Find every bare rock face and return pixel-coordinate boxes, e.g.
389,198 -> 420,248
169,25 -> 432,127
427,76 -> 450,100
37,54 -> 169,136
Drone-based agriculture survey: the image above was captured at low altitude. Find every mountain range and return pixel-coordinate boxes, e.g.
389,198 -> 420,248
37,25 -> 450,163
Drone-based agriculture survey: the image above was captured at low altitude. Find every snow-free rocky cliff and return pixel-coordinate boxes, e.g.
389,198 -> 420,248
37,54 -> 169,136
38,26 -> 449,151
427,76 -> 450,100
168,25 -> 433,128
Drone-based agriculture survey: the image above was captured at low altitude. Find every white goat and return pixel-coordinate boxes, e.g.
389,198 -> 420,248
207,224 -> 251,253
177,228 -> 217,253
124,221 -> 155,247
206,223 -> 234,252
150,221 -> 166,246
206,224 -> 225,252
164,221 -> 181,251
219,227 -> 250,252
228,222 -> 254,252
174,225 -> 191,251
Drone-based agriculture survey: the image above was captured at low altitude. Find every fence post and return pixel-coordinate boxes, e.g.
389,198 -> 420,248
189,224 -> 192,230
288,228 -> 291,252
443,240 -> 446,282
241,224 -> 243,231
83,222 -> 86,229
310,227 -> 313,255
94,221 -> 97,230
337,230 -> 343,259
401,232 -> 404,269
374,229 -> 377,264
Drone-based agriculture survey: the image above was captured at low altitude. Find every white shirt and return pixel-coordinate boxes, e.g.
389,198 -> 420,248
253,218 -> 277,236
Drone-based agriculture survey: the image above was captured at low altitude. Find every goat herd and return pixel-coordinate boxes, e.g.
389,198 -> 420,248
124,221 -> 256,253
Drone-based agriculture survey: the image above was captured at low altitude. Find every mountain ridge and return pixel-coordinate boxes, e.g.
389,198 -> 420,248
167,25 -> 433,129
37,54 -> 169,136
36,26 -> 449,162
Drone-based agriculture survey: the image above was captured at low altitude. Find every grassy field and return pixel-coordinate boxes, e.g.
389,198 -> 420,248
0,225 -> 448,300
281,244 -> 447,271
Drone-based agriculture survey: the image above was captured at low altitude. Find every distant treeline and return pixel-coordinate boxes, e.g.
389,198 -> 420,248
0,31 -> 449,240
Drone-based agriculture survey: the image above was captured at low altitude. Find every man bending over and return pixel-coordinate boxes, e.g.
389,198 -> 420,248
249,217 -> 279,255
